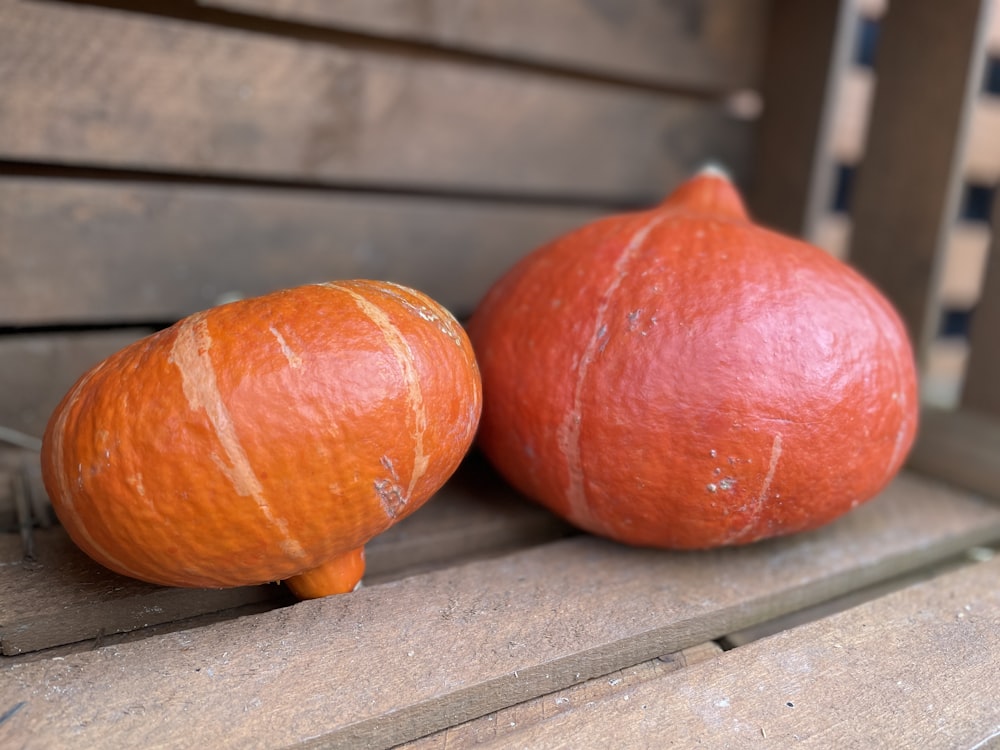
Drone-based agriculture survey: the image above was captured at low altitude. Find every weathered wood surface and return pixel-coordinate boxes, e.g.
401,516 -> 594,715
402,642 -> 725,749
848,0 -> 991,361
465,554 -> 1000,749
200,0 -> 768,91
0,180 -> 605,326
1,472 -> 998,749
0,1 -> 749,198
0,331 -> 150,440
0,455 -> 572,656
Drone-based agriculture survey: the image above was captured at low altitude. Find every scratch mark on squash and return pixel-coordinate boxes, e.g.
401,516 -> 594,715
730,433 -> 782,543
170,316 -> 306,560
556,214 -> 665,527
329,283 -> 429,511
268,326 -> 303,369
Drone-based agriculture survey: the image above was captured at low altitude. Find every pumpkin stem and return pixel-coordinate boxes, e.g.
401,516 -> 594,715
285,546 -> 366,599
660,163 -> 749,221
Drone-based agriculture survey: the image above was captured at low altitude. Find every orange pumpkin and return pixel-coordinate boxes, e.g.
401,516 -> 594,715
41,280 -> 482,598
467,167 -> 918,549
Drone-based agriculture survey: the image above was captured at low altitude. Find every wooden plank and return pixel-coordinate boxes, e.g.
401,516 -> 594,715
961,189 -> 1000,416
0,1 -> 750,199
847,0 -> 991,364
0,456 -> 572,655
0,179 -> 604,326
745,0 -> 855,239
720,549 -> 980,648
402,642 -> 724,749
1,473 -> 999,749
908,407 -> 1000,499
0,331 -> 149,439
199,0 -> 768,91
468,555 -> 1000,749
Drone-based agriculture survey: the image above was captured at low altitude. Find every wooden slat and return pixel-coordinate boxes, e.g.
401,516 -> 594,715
961,190 -> 1000,416
0,1 -> 749,199
0,456 -> 572,655
1,473 -> 998,749
0,331 -> 149,440
847,0 -> 991,363
909,407 -> 1000,499
402,642 -> 725,749
745,0 -> 855,239
199,0 -> 768,91
466,555 -> 1000,749
0,180 -> 604,326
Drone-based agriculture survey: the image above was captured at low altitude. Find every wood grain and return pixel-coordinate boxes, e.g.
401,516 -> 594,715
0,1 -> 749,199
1,472 -> 998,749
198,0 -> 768,91
402,642 -> 724,749
0,331 -> 149,439
470,555 -> 1000,749
0,456 -> 572,655
0,179 -> 605,326
847,0 -> 991,363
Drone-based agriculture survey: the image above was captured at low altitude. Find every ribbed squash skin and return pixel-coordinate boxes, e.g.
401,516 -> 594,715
41,280 -> 482,595
467,171 -> 918,548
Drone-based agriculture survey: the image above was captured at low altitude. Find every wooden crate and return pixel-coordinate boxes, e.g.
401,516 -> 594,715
3,1 -> 1000,748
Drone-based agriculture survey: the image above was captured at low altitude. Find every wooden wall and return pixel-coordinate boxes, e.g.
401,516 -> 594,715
0,0 -> 766,439
808,0 -> 1000,408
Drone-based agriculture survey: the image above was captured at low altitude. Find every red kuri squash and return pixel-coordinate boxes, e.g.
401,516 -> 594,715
467,167 -> 919,548
41,280 -> 482,598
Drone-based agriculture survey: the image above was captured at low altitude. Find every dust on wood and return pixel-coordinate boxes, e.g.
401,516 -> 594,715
472,554 -> 1000,749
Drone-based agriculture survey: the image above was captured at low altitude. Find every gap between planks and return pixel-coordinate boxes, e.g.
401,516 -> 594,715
457,553 -> 1000,749
2,472 -> 1000,749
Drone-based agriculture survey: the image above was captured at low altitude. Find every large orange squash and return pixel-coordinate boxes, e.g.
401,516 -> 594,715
467,168 -> 918,549
42,280 -> 482,598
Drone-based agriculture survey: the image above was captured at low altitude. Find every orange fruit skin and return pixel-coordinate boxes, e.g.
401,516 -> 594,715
467,171 -> 919,549
41,281 -> 482,591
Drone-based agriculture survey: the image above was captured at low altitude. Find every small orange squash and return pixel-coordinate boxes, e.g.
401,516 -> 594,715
467,167 -> 918,549
41,280 -> 482,598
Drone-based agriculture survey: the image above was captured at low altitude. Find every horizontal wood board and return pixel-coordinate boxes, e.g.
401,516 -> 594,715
199,0 -> 768,90
0,331 -> 151,440
908,407 -> 1000,500
464,554 -> 1000,749
0,179 -> 606,325
0,1 -> 750,199
402,642 -> 726,749
0,455 -> 573,655
2,472 -> 999,749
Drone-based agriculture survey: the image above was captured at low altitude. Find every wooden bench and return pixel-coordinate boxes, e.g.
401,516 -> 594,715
3,1 -> 1000,747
